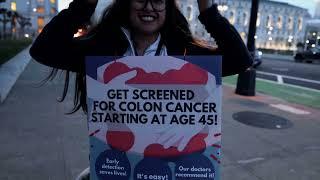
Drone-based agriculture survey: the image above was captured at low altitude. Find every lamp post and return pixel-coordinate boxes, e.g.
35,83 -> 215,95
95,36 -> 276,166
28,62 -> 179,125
235,0 -> 259,96
217,0 -> 228,14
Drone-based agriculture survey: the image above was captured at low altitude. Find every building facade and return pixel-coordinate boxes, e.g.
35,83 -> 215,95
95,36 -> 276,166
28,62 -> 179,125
314,0 -> 320,19
0,0 -> 58,38
178,0 -> 310,51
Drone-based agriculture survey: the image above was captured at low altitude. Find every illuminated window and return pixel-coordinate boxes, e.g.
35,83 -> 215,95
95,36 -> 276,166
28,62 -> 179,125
266,15 -> 272,27
240,32 -> 247,41
288,17 -> 293,30
37,17 -> 45,27
50,0 -> 56,3
256,13 -> 260,27
277,16 -> 283,29
38,28 -> 43,34
229,11 -> 235,25
11,2 -> 17,11
37,6 -> 45,13
243,12 -> 248,26
298,18 -> 303,31
186,6 -> 193,21
50,8 -> 56,14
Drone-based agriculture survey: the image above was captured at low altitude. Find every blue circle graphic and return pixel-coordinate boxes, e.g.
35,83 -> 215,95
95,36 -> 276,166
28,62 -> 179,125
175,153 -> 215,180
134,157 -> 172,180
95,149 -> 131,180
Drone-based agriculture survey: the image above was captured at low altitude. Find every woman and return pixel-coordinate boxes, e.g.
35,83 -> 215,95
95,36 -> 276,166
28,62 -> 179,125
30,0 -> 252,179
30,0 -> 252,113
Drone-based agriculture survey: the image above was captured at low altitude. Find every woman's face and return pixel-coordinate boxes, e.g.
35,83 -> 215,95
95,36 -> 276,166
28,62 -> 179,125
129,0 -> 166,36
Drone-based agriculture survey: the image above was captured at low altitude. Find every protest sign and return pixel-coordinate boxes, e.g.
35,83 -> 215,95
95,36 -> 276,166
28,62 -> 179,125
86,56 -> 222,180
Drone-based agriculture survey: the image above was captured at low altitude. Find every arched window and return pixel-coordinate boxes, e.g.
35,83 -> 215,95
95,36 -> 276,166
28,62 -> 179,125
229,11 -> 235,24
240,32 -> 247,41
288,17 -> 293,30
186,6 -> 193,21
266,15 -> 272,27
243,12 -> 248,26
277,16 -> 283,29
298,18 -> 303,31
256,13 -> 261,27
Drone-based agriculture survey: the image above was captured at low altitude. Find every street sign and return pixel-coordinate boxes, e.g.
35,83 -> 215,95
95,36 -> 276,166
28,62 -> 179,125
86,56 -> 222,180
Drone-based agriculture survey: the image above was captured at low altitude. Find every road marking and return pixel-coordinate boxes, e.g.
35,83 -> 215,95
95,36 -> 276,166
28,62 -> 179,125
277,75 -> 284,84
237,157 -> 265,164
271,68 -> 289,72
304,146 -> 320,151
270,104 -> 311,115
257,71 -> 320,85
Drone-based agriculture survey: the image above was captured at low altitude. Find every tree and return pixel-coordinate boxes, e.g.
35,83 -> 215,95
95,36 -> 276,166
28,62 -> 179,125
6,11 -> 19,39
0,8 -> 10,39
17,15 -> 32,37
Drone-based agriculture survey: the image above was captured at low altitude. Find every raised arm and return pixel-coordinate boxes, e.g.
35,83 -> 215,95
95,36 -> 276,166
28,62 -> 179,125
197,0 -> 253,76
29,0 -> 98,72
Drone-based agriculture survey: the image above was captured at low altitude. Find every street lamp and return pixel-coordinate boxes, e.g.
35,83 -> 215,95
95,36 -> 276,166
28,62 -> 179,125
217,5 -> 228,12
217,0 -> 228,13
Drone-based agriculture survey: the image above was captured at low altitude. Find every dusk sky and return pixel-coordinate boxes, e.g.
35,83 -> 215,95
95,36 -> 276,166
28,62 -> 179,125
58,0 -> 318,16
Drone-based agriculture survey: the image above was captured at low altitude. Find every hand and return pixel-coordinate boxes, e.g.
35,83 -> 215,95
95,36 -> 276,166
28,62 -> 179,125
156,73 -> 219,152
157,125 -> 205,152
87,70 -> 137,143
197,0 -> 214,13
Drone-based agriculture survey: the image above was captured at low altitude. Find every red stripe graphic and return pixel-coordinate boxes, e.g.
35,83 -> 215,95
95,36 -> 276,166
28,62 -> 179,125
103,62 -> 208,84
89,129 -> 100,137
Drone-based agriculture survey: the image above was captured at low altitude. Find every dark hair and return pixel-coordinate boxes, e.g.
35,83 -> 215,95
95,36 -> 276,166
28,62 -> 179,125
54,0 -> 196,114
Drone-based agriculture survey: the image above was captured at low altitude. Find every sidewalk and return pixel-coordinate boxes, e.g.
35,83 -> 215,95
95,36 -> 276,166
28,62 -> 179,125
0,46 -> 31,103
0,60 -> 89,179
0,60 -> 320,180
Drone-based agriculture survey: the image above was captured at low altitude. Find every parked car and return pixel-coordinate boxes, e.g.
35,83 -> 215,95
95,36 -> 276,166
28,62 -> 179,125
253,50 -> 263,68
294,47 -> 320,63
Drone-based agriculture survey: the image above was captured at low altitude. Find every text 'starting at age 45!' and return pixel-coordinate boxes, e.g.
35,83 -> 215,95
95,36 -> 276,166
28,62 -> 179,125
85,56 -> 222,180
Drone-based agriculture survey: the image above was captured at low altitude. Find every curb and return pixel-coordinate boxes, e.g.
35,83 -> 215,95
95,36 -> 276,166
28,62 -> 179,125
0,46 -> 31,103
262,54 -> 294,61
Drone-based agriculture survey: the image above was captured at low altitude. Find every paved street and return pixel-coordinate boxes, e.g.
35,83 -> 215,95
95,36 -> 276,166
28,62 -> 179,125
1,60 -> 320,179
256,57 -> 320,90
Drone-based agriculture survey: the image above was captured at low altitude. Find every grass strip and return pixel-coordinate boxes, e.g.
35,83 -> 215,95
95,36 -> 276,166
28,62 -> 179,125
223,75 -> 320,109
0,39 -> 32,65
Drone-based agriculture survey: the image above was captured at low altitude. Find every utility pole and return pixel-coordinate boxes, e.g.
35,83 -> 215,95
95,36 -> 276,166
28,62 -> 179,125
235,0 -> 259,96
